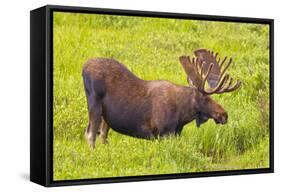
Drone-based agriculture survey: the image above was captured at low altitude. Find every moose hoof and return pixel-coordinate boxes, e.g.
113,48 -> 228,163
101,139 -> 109,145
87,139 -> 95,150
85,132 -> 95,149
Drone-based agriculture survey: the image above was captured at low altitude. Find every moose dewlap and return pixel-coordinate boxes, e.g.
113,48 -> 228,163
82,49 -> 241,149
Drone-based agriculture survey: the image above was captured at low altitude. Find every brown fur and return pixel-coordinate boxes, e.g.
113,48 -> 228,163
82,58 -> 227,149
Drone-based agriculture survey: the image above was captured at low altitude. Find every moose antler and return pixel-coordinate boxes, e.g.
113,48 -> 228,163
194,49 -> 235,88
179,49 -> 242,95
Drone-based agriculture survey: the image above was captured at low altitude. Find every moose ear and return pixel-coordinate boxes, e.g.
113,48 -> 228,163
195,113 -> 209,127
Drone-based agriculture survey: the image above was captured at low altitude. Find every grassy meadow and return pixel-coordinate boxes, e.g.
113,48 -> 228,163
53,12 -> 270,180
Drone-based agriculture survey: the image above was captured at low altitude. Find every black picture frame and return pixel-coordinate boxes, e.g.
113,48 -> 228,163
30,4 -> 274,187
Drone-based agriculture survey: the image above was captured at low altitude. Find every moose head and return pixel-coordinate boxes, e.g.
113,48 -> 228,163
179,49 -> 242,127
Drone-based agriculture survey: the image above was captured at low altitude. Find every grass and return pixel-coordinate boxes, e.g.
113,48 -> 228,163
53,12 -> 270,180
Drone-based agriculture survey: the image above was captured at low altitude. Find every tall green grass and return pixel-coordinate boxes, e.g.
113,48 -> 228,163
53,12 -> 270,180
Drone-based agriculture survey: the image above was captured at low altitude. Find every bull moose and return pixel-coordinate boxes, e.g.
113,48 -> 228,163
82,49 -> 241,149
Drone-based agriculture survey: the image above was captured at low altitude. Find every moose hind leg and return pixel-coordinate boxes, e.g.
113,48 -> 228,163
99,118 -> 109,144
85,95 -> 102,149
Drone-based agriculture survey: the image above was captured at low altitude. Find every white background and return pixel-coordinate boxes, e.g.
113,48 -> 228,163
0,0 -> 279,191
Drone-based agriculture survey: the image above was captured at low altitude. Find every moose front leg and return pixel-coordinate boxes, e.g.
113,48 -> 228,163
85,96 -> 102,149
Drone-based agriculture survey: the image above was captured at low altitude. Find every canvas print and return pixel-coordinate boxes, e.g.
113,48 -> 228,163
53,12 -> 270,181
